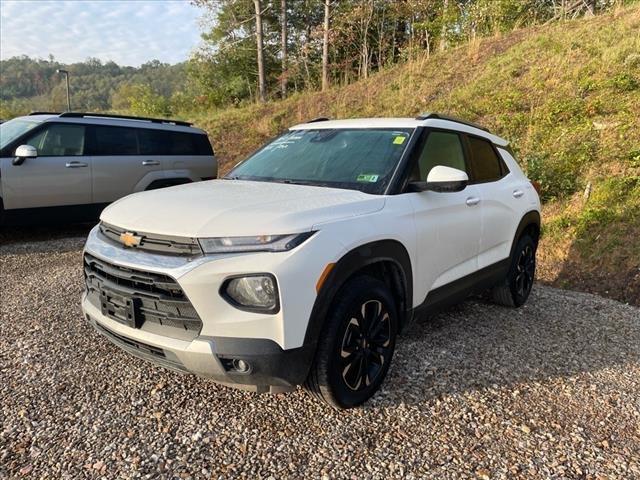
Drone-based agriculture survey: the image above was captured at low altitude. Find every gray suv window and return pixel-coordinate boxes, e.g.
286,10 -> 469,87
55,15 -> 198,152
25,124 -> 86,156
89,126 -> 138,155
138,129 -> 213,156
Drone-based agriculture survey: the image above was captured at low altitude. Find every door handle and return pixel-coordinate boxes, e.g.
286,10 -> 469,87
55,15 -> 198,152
142,160 -> 160,166
65,161 -> 88,168
466,197 -> 480,206
513,189 -> 524,198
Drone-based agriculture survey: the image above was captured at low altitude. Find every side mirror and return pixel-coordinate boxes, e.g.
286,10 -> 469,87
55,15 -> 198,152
13,145 -> 37,165
408,165 -> 469,193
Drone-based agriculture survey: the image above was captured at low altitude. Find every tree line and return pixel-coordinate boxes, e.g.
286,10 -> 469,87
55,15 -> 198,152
0,0 -> 629,119
189,0 -> 626,105
0,56 -> 189,119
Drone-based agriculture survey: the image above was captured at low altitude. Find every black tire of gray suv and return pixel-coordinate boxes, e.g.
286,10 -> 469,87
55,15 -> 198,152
491,234 -> 537,307
304,275 -> 398,408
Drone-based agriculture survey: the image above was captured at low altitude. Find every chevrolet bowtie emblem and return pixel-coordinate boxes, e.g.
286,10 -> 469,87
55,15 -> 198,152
120,231 -> 142,248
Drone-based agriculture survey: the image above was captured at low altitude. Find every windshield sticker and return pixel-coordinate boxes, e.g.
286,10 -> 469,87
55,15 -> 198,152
393,135 -> 407,145
357,174 -> 379,183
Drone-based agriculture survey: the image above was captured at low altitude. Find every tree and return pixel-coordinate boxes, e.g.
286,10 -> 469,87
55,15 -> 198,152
254,0 -> 267,102
281,0 -> 288,97
322,0 -> 330,91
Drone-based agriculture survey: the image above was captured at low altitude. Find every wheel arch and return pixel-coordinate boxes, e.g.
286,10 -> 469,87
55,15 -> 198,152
303,239 -> 413,349
510,210 -> 541,258
144,177 -> 193,191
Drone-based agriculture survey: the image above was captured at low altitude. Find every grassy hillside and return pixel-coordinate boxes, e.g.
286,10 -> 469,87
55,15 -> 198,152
192,6 -> 640,304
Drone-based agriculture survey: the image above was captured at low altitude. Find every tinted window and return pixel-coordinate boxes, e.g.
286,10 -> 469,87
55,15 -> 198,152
138,129 -> 213,156
411,131 -> 467,181
25,124 -> 85,156
89,126 -> 138,155
467,136 -> 502,182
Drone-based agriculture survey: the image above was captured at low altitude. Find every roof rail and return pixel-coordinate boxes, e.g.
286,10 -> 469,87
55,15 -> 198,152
306,117 -> 330,123
415,112 -> 490,132
57,112 -> 193,127
28,111 -> 62,116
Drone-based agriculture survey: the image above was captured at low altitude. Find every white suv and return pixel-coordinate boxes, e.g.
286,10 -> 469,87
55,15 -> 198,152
0,112 -> 216,224
81,114 -> 541,408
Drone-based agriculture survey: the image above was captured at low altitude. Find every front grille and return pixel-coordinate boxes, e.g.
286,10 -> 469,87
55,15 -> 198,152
99,222 -> 202,256
84,253 -> 202,336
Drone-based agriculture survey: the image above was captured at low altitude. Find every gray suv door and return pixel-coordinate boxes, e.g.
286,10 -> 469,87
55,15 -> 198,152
1,123 -> 91,209
87,125 -> 164,203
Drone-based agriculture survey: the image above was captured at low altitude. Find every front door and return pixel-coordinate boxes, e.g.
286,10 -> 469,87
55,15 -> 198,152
407,129 -> 482,298
1,123 -> 91,209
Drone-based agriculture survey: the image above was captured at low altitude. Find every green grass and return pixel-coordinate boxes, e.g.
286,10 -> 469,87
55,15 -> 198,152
186,6 -> 640,302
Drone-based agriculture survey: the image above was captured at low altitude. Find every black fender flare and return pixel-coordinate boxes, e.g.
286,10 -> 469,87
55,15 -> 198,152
145,178 -> 192,190
302,239 -> 413,349
510,210 -> 541,259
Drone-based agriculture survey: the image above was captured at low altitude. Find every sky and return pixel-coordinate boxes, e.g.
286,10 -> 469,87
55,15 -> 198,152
0,0 -> 203,66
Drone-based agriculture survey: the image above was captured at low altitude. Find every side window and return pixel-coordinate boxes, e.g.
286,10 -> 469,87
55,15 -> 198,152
138,129 -> 214,156
138,129 -> 169,155
467,136 -> 502,182
25,124 -> 85,156
411,131 -> 467,181
89,126 -> 138,155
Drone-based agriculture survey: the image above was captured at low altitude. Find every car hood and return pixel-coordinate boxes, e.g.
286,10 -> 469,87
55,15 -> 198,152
100,180 -> 385,238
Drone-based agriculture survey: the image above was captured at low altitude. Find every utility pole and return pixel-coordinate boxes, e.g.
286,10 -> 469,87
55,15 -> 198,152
56,69 -> 71,111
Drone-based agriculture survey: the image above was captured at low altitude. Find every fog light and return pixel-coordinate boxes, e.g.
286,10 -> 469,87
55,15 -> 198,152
221,274 -> 279,312
233,359 -> 251,373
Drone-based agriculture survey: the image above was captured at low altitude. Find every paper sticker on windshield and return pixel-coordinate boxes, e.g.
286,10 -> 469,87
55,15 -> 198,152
357,174 -> 379,183
393,135 -> 407,145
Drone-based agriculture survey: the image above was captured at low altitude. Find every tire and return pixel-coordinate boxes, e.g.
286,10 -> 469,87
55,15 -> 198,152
491,234 -> 537,308
304,275 -> 398,409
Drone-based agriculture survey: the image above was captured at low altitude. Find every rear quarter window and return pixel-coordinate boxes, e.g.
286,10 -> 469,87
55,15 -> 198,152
467,136 -> 503,182
138,129 -> 213,156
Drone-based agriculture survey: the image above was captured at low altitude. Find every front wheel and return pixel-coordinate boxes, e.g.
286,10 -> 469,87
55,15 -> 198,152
304,276 -> 398,409
491,234 -> 537,307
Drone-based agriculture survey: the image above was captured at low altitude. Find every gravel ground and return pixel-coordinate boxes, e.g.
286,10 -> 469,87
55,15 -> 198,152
1,231 -> 639,479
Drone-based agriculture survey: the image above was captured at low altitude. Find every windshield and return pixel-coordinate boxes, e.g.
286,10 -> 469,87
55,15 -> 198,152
227,128 -> 414,194
0,118 -> 42,150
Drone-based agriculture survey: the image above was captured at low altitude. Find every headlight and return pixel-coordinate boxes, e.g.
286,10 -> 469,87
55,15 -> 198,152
199,232 -> 314,254
221,274 -> 278,312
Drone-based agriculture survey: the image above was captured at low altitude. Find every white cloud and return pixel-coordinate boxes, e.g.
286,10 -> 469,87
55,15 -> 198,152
0,0 -> 203,65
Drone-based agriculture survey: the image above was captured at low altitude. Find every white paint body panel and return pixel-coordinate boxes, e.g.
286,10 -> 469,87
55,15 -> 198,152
101,180 -> 385,238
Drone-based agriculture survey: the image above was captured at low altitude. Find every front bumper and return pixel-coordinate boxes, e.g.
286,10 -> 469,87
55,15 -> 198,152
80,225 -> 331,391
83,296 -> 313,392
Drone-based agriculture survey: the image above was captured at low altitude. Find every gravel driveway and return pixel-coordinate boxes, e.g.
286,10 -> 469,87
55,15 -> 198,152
1,230 -> 639,479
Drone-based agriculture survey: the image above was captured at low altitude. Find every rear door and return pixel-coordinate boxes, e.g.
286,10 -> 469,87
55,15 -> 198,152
465,135 -> 520,269
87,125 -> 164,203
140,129 -> 216,182
1,123 -> 91,209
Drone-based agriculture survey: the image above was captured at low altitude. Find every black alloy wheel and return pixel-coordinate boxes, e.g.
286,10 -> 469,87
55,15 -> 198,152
304,276 -> 398,408
339,299 -> 393,392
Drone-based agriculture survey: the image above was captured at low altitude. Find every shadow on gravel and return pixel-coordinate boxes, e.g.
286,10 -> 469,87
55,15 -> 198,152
375,288 -> 640,407
0,223 -> 93,253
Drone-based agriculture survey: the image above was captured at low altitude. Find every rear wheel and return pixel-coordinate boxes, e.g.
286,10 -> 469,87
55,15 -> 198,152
491,234 -> 536,307
304,276 -> 398,409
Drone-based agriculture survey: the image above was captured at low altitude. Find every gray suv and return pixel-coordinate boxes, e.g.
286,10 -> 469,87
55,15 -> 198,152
0,112 -> 216,224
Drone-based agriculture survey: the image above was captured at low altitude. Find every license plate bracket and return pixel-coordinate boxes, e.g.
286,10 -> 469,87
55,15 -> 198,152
100,289 -> 140,328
